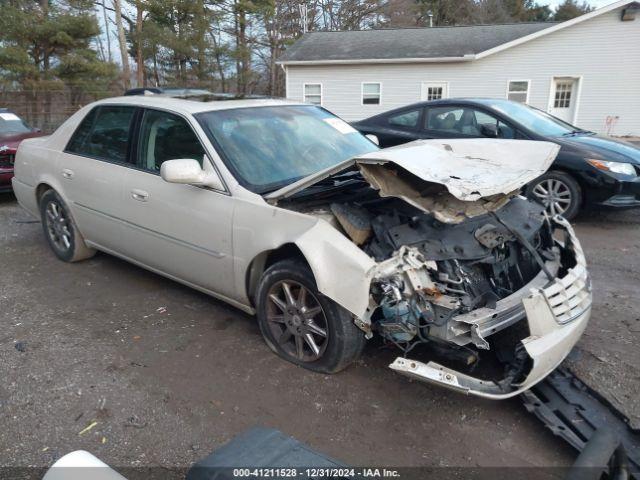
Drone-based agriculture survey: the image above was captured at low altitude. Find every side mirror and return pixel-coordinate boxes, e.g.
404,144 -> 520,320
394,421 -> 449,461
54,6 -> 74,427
160,158 -> 224,190
366,134 -> 380,146
480,124 -> 498,138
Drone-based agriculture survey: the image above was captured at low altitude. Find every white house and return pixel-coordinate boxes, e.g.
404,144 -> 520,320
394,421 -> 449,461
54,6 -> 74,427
278,0 -> 640,136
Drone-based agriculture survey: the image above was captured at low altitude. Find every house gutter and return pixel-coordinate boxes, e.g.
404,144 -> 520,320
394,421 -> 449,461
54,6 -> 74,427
276,54 -> 476,66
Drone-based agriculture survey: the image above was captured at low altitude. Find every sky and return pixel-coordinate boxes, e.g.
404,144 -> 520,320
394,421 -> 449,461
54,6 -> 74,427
546,0 -> 616,7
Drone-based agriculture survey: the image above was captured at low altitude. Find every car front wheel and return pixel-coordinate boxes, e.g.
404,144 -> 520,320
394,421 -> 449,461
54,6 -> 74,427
39,189 -> 96,262
526,171 -> 582,220
256,259 -> 366,373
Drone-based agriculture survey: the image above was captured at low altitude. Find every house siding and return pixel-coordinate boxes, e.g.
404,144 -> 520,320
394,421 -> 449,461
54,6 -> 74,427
286,8 -> 640,136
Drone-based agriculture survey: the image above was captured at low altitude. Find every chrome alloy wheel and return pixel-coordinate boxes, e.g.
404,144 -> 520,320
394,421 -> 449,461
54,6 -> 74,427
532,178 -> 572,216
266,280 -> 328,362
45,200 -> 72,252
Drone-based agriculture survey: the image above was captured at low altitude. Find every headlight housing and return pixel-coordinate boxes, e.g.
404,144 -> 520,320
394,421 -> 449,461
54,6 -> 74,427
586,159 -> 637,176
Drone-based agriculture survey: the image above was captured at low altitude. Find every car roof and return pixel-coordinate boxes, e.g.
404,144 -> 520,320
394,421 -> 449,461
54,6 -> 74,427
91,95 -> 305,115
357,98 -> 515,123
396,98 -> 513,109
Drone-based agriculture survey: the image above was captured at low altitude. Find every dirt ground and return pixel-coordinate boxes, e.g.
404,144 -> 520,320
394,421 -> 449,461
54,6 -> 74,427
1,191 -> 638,472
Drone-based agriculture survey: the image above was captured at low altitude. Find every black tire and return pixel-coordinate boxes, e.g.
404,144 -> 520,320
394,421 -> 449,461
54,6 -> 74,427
256,259 -> 366,374
39,189 -> 96,262
525,170 -> 582,220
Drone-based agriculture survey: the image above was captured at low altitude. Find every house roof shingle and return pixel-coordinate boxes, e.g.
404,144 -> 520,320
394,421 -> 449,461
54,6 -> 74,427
279,22 -> 556,63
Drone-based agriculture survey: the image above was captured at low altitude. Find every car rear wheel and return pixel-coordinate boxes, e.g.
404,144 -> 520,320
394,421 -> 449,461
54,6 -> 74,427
256,259 -> 366,373
526,171 -> 582,220
39,189 -> 96,262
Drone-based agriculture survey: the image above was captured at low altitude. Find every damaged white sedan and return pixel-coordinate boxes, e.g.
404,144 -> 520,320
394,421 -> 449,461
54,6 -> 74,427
12,97 -> 591,398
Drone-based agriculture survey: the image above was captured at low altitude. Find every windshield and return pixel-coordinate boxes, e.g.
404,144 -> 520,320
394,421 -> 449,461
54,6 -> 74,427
196,105 -> 378,193
489,101 -> 581,137
0,112 -> 32,135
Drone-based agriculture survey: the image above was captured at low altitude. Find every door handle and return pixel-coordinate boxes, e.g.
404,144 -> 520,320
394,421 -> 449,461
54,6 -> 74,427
131,189 -> 149,202
61,169 -> 74,179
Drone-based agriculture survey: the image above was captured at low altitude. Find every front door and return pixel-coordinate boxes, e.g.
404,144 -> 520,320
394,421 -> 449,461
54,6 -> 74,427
421,82 -> 449,101
549,77 -> 579,123
117,108 -> 236,299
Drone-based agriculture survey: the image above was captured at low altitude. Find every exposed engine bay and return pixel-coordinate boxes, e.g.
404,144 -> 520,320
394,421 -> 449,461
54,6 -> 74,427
270,139 -> 590,395
284,177 -> 553,339
359,196 -> 554,343
268,140 -> 591,398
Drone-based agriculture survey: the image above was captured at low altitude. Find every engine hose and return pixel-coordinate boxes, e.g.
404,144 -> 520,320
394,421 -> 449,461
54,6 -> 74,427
490,212 -> 555,282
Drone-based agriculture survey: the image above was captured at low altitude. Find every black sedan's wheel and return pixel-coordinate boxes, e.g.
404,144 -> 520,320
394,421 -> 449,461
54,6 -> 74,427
39,189 -> 96,262
526,171 -> 582,220
256,259 -> 366,373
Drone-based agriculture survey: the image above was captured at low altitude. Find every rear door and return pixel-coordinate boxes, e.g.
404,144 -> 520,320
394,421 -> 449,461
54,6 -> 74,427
116,107 -> 236,298
60,105 -> 136,251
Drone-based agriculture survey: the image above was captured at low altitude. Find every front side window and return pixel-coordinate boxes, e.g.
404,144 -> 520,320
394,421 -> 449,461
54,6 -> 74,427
474,111 -> 516,139
66,106 -> 136,163
488,100 -> 576,136
388,109 -> 421,128
303,84 -> 322,105
362,83 -> 381,105
137,109 -> 205,172
507,80 -> 529,103
196,105 -> 378,193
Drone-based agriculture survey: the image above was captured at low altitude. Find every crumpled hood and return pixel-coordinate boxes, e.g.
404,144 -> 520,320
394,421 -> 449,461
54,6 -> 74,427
353,139 -> 559,201
267,139 -> 559,200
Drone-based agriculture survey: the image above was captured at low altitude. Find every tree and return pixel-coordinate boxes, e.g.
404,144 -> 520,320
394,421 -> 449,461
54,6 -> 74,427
0,0 -> 118,126
112,0 -> 131,88
553,0 -> 592,21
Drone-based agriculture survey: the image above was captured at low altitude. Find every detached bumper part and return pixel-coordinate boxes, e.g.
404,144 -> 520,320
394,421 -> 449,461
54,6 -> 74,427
390,217 -> 592,399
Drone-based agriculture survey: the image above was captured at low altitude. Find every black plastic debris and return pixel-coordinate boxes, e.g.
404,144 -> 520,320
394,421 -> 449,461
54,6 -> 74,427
522,368 -> 640,477
186,426 -> 350,480
14,341 -> 27,352
565,429 -> 633,480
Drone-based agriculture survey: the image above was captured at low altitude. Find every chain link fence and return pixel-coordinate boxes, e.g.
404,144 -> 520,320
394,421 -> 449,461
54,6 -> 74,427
0,86 -> 122,133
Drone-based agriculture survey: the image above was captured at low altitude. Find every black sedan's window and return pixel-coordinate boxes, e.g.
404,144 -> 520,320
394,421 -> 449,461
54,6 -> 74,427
66,106 -> 136,163
424,106 -> 465,133
424,106 -> 516,138
388,109 -> 421,128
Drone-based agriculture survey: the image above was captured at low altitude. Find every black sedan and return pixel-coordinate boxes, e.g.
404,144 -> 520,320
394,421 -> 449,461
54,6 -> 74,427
353,99 -> 640,219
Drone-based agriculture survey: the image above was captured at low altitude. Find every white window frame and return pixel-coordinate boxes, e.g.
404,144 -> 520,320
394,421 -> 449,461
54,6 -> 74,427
303,83 -> 323,106
361,82 -> 382,106
506,79 -> 531,104
420,82 -> 449,101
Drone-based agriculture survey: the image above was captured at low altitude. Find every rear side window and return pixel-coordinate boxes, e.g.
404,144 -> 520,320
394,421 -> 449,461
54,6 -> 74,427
388,109 -> 421,128
66,106 -> 136,163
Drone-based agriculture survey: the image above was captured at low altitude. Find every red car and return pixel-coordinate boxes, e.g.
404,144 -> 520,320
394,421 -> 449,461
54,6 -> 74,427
0,109 -> 45,193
